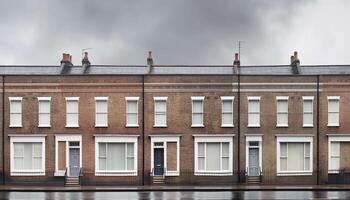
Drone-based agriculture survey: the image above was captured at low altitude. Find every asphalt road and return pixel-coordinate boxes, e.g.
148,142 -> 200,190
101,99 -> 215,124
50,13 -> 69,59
0,191 -> 349,200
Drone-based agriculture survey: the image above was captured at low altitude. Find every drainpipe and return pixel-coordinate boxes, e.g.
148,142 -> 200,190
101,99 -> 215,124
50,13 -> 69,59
2,75 -> 4,185
237,73 -> 241,182
317,75 -> 320,185
142,75 -> 145,185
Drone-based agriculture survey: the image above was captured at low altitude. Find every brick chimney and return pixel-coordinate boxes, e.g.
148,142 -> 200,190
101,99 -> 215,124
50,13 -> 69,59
233,53 -> 240,74
82,52 -> 91,74
60,53 -> 73,74
291,51 -> 301,74
147,51 -> 154,73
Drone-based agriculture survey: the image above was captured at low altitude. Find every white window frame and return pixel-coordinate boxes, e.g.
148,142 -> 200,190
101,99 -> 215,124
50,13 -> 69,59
276,96 -> 289,127
150,135 -> 181,176
153,97 -> 168,127
303,96 -> 314,127
9,97 -> 23,128
38,97 -> 51,128
125,97 -> 139,127
10,135 -> 46,176
327,134 -> 350,174
193,134 -> 234,176
95,135 -> 138,176
191,96 -> 205,127
221,96 -> 234,127
54,134 -> 82,176
65,97 -> 79,128
328,96 -> 340,127
248,96 -> 260,127
95,97 -> 108,127
276,135 -> 313,176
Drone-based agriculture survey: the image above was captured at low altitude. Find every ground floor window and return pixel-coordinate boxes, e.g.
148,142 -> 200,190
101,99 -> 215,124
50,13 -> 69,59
277,136 -> 313,176
95,135 -> 138,176
194,135 -> 233,176
10,135 -> 45,176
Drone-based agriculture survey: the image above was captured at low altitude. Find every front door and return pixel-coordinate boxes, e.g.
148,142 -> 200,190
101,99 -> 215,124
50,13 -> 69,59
154,148 -> 164,176
69,148 -> 80,176
248,148 -> 259,176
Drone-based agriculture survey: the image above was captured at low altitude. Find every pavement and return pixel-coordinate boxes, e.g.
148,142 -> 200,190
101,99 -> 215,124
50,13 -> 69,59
0,185 -> 350,192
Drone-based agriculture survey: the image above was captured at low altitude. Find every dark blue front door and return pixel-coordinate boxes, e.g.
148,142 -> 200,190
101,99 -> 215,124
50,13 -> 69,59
154,148 -> 164,176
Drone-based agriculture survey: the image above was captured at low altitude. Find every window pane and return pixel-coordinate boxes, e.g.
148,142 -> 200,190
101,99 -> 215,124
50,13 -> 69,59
304,100 -> 313,113
39,113 -> 50,125
96,113 -> 107,125
14,143 -> 24,157
277,113 -> 288,125
222,157 -> 229,170
222,143 -> 229,157
10,113 -> 21,126
99,143 -> 106,157
33,143 -> 42,157
305,157 -> 310,171
198,143 -> 204,157
222,100 -> 232,112
23,144 -> 33,170
67,113 -> 78,126
206,143 -> 220,170
155,114 -> 166,125
96,101 -> 107,113
193,101 -> 203,113
156,101 -> 166,112
39,101 -> 50,113
303,113 -> 313,125
248,100 -> 259,112
331,142 -> 340,156
331,157 -> 340,170
198,157 -> 205,170
222,113 -> 232,125
192,113 -> 203,125
67,101 -> 78,112
248,113 -> 259,125
280,158 -> 287,171
287,143 -> 304,171
11,101 -> 21,113
280,143 -> 287,157
278,100 -> 288,112
329,100 -> 339,112
127,101 -> 137,113
127,113 -> 137,125
305,143 -> 310,157
127,143 -> 134,157
99,158 -> 106,170
127,158 -> 134,170
328,113 -> 339,125
107,143 -> 125,170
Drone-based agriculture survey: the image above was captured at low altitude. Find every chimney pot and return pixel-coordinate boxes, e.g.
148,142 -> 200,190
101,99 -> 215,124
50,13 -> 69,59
147,50 -> 154,66
234,53 -> 239,62
294,51 -> 298,60
291,55 -> 295,64
148,51 -> 152,59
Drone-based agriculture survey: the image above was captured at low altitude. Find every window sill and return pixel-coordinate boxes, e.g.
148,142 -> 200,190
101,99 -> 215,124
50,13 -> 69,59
65,125 -> 80,128
126,124 -> 139,128
303,124 -> 314,128
153,125 -> 167,128
95,171 -> 137,176
9,125 -> 22,128
95,125 -> 108,128
247,125 -> 260,128
194,171 -> 233,176
276,125 -> 288,128
11,171 -> 45,176
328,170 -> 340,174
277,171 -> 312,176
327,124 -> 339,127
221,124 -> 234,128
191,124 -> 205,128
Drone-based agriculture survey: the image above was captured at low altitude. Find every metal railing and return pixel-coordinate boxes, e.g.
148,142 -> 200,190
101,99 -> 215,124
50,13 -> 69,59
79,167 -> 83,185
64,168 -> 68,185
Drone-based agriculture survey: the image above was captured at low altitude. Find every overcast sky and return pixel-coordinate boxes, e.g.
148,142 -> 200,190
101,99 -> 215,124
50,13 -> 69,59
0,0 -> 349,66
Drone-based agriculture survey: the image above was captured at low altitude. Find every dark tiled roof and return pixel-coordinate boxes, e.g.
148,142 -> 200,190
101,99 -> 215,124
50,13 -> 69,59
0,64 -> 350,75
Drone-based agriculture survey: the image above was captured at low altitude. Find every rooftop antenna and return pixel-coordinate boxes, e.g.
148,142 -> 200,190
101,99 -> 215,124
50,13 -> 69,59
238,40 -> 244,62
82,48 -> 93,60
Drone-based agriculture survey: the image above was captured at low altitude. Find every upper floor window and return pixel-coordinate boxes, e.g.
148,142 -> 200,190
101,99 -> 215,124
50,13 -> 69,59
95,97 -> 108,127
191,96 -> 205,127
38,97 -> 51,127
303,96 -> 314,127
9,97 -> 22,127
276,96 -> 288,127
248,96 -> 260,127
126,97 -> 139,127
154,97 -> 167,127
328,96 -> 340,127
65,97 -> 79,127
221,96 -> 234,127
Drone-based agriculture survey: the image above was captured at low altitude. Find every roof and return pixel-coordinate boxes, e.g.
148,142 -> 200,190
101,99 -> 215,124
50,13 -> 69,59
0,64 -> 349,75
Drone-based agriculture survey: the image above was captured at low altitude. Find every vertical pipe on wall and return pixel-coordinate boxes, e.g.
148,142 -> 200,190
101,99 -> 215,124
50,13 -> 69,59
2,75 -> 4,185
142,75 -> 145,185
237,74 -> 241,182
316,75 -> 320,185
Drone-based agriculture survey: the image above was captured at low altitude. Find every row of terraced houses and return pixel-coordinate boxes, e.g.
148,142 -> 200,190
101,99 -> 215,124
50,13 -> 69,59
0,51 -> 349,186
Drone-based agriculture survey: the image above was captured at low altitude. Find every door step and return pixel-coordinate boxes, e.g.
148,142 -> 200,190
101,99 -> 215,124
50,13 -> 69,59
247,176 -> 261,184
152,176 -> 165,184
65,176 -> 80,187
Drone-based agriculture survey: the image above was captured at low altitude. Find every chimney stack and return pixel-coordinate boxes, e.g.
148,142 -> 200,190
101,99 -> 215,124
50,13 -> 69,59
233,53 -> 240,74
82,52 -> 91,74
60,53 -> 73,74
147,51 -> 154,73
290,51 -> 301,74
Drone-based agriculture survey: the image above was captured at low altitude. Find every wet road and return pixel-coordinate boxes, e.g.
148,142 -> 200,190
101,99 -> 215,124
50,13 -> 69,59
0,191 -> 349,200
